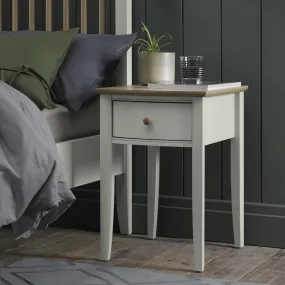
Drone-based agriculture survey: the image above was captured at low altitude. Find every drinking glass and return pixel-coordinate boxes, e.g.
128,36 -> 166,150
180,56 -> 204,84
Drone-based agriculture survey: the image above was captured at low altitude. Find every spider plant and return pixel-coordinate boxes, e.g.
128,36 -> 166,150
135,22 -> 173,53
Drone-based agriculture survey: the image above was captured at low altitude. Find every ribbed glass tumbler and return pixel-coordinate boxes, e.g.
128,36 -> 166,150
180,56 -> 204,84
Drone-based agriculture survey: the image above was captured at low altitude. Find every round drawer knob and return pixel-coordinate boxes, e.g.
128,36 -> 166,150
143,117 -> 152,126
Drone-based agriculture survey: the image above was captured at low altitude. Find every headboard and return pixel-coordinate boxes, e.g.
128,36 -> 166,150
5,0 -> 105,33
0,0 -> 132,85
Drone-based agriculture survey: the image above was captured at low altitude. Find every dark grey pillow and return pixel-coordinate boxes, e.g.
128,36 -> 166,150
52,33 -> 137,111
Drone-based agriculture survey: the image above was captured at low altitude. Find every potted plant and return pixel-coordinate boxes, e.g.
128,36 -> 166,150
135,22 -> 175,85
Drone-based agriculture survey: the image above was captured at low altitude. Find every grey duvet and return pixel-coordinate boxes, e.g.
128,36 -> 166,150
0,81 -> 75,238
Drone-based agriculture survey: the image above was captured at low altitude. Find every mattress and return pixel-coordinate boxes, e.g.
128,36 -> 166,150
42,99 -> 100,143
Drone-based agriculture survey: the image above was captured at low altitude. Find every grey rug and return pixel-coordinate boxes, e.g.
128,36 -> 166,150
0,259 -> 270,285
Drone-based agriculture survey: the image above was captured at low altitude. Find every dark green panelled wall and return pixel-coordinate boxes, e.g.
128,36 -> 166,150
5,0 -> 285,247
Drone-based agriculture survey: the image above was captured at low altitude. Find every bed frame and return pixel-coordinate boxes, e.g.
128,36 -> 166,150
5,0 -> 132,234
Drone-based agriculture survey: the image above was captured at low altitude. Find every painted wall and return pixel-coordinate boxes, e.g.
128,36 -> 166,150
127,0 -> 285,248
3,0 -> 285,247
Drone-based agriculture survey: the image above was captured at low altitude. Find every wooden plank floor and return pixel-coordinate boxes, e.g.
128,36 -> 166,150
0,227 -> 283,284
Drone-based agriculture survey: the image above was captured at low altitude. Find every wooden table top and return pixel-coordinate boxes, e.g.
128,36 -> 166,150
97,85 -> 248,97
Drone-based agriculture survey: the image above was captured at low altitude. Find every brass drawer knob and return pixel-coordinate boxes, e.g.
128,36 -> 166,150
143,117 -> 152,126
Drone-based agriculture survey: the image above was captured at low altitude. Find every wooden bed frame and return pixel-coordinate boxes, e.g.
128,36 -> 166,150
4,0 -> 133,234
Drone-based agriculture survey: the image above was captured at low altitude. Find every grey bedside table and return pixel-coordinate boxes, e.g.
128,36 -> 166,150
97,84 -> 248,272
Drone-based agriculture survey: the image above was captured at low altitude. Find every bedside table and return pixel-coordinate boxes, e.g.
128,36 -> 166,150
97,85 -> 248,272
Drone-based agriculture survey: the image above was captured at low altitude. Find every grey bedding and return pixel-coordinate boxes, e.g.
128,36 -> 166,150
43,99 -> 100,143
0,81 -> 75,238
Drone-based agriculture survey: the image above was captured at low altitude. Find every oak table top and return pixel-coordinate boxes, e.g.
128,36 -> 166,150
97,85 -> 248,97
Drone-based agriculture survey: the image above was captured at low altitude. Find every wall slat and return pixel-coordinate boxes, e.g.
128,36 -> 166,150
0,0 -> 2,31
52,0 -> 63,31
80,0 -> 87,33
86,0 -> 99,34
132,0 -> 147,194
63,0 -> 69,30
98,0 -> 104,34
262,0 -> 285,204
18,0 -> 29,29
147,0 -> 184,197
2,0 -> 12,31
29,0 -> 35,30
183,0 -> 222,199
12,0 -> 18,31
45,0 -> 52,31
222,0 -> 261,202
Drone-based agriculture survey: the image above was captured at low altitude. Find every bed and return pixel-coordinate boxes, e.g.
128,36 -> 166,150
46,0 -> 133,190
0,0 -> 133,243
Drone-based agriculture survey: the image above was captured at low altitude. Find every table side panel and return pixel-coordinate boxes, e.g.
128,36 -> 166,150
203,94 -> 235,145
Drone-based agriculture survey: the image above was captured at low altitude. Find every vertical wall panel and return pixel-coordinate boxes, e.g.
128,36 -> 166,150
146,0 -> 184,196
132,0 -> 145,85
87,0 -> 99,34
18,0 -> 29,29
184,1 -> 222,81
132,146 -> 147,194
183,0 -> 222,199
2,0 -> 11,30
109,0 -> 115,34
262,0 -> 285,204
66,0 -> 77,28
34,0 -> 44,30
73,0 -> 81,28
104,0 -> 112,34
51,0 -> 63,30
132,0 -> 147,194
222,0 -> 261,202
146,0 -> 183,81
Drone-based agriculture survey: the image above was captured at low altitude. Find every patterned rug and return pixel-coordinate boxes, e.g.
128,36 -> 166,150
0,259 -> 270,285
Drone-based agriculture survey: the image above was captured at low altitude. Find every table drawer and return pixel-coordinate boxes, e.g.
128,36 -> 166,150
112,101 -> 193,141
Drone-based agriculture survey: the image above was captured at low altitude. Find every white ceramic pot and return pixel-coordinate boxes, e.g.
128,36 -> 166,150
138,52 -> 175,85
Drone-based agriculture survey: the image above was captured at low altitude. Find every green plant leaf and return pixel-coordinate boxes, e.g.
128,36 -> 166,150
135,38 -> 151,45
141,22 -> 153,46
154,33 -> 172,52
134,38 -> 152,53
158,42 -> 172,50
151,35 -> 156,51
135,22 -> 173,53
138,43 -> 151,53
155,33 -> 172,45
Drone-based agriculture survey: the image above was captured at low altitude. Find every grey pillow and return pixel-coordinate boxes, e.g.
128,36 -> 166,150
52,33 -> 137,111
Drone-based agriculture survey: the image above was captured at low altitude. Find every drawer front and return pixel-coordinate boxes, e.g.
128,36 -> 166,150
113,101 -> 192,141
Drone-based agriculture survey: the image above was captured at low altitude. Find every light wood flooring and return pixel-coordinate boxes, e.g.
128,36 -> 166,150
0,227 -> 284,284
